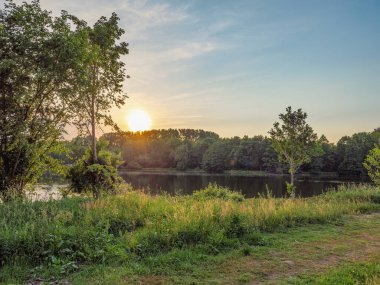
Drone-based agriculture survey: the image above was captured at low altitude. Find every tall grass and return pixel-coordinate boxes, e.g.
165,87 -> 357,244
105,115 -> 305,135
1,184 -> 379,279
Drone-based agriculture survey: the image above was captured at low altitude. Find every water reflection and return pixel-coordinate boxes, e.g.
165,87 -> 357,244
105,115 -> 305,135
120,172 -> 364,198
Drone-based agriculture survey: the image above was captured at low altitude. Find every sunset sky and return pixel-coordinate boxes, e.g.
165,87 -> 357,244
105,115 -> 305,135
10,0 -> 380,142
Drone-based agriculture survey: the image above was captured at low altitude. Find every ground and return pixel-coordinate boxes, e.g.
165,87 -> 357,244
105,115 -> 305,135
65,213 -> 380,285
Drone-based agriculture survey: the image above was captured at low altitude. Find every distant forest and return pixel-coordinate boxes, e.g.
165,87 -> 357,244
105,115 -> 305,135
60,128 -> 380,177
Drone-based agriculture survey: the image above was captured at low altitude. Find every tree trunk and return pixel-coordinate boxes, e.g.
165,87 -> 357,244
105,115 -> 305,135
290,171 -> 294,186
91,93 -> 99,199
91,93 -> 97,163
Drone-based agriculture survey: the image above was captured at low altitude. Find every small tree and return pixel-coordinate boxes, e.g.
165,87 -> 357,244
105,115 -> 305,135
68,13 -> 128,197
363,145 -> 380,185
70,13 -> 128,162
269,106 -> 322,196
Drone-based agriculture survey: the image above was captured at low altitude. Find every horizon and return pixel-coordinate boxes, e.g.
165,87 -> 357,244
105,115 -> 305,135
10,0 -> 380,143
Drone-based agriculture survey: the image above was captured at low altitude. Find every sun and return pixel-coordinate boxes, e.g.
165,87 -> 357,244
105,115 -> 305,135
127,109 -> 152,132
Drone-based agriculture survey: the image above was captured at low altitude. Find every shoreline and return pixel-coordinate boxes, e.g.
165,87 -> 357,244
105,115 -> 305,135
118,168 -> 363,180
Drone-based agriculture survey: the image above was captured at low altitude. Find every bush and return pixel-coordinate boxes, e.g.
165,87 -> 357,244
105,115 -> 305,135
68,140 -> 123,198
192,183 -> 244,202
69,163 -> 121,197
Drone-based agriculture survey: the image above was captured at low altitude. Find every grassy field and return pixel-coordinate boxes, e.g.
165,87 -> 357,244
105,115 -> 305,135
1,184 -> 380,284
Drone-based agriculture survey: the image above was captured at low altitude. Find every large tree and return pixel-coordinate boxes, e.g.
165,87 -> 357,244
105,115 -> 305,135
269,106 -> 322,196
0,0 -> 84,199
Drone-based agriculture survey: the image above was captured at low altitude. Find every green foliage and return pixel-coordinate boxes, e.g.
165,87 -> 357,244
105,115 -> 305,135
192,183 -> 244,202
363,145 -> 380,185
286,181 -> 296,198
308,138 -> 338,173
337,131 -> 380,177
269,106 -> 323,186
69,12 -> 128,136
174,141 -> 194,170
67,12 -> 128,182
68,140 -> 122,197
0,0 -> 86,199
92,127 -> 380,178
46,7 -> 129,196
102,129 -> 219,169
202,141 -> 231,172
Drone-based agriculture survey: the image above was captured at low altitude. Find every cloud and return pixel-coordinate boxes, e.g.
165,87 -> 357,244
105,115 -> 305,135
165,41 -> 222,61
117,0 -> 192,41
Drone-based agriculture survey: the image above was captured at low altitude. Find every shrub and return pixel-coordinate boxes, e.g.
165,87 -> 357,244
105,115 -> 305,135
192,183 -> 244,202
68,140 -> 123,198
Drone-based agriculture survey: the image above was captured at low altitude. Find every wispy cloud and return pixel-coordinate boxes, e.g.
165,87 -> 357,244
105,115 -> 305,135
118,0 -> 192,41
164,41 -> 222,61
13,0 -> 229,78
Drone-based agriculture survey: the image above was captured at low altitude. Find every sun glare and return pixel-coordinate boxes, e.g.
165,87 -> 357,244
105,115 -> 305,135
127,109 -> 152,132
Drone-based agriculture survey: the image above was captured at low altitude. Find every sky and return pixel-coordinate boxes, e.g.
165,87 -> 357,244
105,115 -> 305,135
7,0 -> 380,142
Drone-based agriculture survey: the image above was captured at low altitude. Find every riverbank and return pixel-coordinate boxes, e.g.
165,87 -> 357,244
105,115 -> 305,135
1,184 -> 379,284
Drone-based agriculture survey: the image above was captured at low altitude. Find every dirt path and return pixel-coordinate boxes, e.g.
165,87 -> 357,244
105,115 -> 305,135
220,214 -> 380,284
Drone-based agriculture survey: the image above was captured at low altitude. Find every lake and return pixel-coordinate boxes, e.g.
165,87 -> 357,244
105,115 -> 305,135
120,171 -> 364,198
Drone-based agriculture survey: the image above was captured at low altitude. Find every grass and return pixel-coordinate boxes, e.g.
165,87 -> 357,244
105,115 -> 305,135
289,262 -> 380,285
0,183 -> 380,284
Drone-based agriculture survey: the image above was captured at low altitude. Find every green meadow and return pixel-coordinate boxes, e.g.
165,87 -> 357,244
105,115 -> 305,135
1,184 -> 380,284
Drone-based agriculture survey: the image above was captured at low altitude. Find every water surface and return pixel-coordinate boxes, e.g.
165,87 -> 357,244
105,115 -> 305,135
120,172 -> 364,198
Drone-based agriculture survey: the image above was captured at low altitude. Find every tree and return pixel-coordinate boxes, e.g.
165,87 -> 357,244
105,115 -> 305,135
202,141 -> 231,173
68,13 -> 128,197
269,106 -> 322,196
336,132 -> 378,176
363,145 -> 380,185
192,137 -> 216,168
70,13 -> 128,162
303,135 -> 338,173
174,141 -> 193,170
262,140 -> 281,173
0,1 -> 84,199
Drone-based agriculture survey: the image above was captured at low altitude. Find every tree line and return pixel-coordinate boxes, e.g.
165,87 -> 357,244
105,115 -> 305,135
60,126 -> 380,177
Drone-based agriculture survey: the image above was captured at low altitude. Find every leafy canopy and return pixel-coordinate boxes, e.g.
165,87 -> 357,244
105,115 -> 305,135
69,13 -> 129,135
